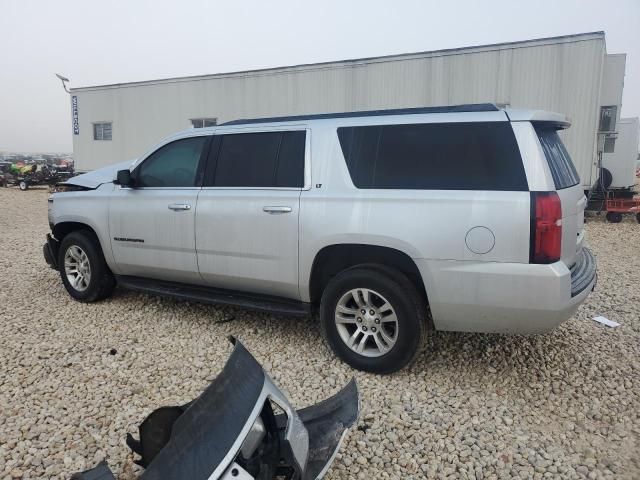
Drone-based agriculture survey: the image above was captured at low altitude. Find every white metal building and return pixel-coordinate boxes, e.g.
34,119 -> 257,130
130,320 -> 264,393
69,31 -> 626,189
602,117 -> 639,189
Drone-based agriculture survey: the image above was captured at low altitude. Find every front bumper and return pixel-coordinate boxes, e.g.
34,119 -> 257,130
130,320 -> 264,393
71,338 -> 359,480
417,247 -> 597,334
43,234 -> 60,270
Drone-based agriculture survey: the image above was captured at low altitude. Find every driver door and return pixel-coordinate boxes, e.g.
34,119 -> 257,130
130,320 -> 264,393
109,135 -> 210,284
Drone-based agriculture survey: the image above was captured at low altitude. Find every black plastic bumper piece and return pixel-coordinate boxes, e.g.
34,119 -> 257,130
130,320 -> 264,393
276,379 -> 359,480
43,234 -> 60,270
570,247 -> 597,297
70,462 -> 115,480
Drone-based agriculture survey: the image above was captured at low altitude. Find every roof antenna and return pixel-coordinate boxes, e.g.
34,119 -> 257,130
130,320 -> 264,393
55,73 -> 71,93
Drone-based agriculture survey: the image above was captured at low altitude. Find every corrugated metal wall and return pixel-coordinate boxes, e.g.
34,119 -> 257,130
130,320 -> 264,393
72,35 -> 609,186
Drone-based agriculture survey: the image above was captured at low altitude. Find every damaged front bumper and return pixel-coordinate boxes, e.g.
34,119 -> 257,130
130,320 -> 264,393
43,234 -> 60,269
72,338 -> 359,480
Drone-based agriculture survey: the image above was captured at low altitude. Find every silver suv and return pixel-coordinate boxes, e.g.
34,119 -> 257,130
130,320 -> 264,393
44,104 -> 597,373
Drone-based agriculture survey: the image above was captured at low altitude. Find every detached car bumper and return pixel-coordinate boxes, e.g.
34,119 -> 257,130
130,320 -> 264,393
43,234 -> 60,269
418,247 -> 597,334
71,337 -> 359,480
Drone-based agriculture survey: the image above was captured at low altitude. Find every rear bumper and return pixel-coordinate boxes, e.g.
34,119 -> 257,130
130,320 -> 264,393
43,234 -> 60,269
418,247 -> 597,334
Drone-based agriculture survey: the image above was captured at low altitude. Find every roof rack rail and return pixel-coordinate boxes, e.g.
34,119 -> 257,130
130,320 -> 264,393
221,103 -> 500,126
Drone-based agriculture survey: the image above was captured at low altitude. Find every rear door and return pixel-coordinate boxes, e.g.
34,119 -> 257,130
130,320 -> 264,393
195,128 -> 308,299
109,135 -> 210,284
535,125 -> 585,267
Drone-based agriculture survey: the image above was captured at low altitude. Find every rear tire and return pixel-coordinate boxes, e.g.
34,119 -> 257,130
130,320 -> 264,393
606,212 -> 623,223
58,230 -> 116,302
320,266 -> 427,374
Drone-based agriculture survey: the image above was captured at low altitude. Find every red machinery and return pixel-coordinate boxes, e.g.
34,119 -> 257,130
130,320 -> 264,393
605,195 -> 640,223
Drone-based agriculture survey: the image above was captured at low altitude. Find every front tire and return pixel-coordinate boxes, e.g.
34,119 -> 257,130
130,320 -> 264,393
58,230 -> 116,302
19,180 -> 28,191
320,266 -> 427,374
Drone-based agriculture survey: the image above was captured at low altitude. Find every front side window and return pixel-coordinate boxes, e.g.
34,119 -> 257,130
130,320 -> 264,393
535,126 -> 580,189
209,131 -> 305,188
93,122 -> 112,141
135,136 -> 207,188
337,122 -> 527,191
191,118 -> 217,128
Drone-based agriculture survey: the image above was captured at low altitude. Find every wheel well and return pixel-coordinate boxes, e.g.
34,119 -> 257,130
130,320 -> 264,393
309,244 -> 427,304
53,222 -> 99,243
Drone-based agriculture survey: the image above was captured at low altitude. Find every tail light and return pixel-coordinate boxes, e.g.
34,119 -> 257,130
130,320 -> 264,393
530,192 -> 562,264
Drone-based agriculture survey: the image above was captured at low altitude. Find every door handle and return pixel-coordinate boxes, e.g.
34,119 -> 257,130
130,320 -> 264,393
263,206 -> 292,214
168,203 -> 191,211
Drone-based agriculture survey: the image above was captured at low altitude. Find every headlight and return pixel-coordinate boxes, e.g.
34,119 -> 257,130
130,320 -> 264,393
52,183 -> 88,193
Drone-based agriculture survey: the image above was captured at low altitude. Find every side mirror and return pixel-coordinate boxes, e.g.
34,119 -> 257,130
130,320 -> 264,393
116,169 -> 133,187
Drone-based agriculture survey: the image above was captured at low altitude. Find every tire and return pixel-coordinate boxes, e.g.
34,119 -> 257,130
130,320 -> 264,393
636,213 -> 640,224
319,266 -> 427,374
606,212 -> 623,223
19,180 -> 28,191
598,168 -> 613,190
58,230 -> 116,302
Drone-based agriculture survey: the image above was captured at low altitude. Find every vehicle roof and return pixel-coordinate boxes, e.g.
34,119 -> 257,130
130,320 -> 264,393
221,104 -> 500,125
159,104 -> 571,146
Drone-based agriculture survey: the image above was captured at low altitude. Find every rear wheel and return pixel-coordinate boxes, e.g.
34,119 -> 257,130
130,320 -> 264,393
19,180 -> 28,191
606,212 -> 623,223
636,213 -> 640,224
58,230 -> 115,302
320,266 -> 426,374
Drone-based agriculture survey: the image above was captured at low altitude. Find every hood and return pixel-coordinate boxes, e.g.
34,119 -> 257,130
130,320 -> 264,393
65,159 -> 135,189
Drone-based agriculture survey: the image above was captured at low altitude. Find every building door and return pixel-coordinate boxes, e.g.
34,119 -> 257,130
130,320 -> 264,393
195,129 -> 307,299
109,135 -> 209,284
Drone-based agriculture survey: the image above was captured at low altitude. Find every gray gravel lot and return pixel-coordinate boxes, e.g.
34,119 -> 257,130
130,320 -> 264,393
0,187 -> 638,479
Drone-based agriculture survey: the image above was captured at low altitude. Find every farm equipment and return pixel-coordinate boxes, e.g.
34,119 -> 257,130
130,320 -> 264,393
6,163 -> 73,190
605,195 -> 640,223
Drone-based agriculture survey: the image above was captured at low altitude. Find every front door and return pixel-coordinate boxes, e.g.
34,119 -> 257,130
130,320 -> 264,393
196,129 -> 308,299
109,135 -> 209,284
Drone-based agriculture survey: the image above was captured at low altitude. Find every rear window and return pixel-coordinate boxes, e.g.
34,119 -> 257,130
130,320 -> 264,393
535,126 -> 580,189
337,122 -> 527,191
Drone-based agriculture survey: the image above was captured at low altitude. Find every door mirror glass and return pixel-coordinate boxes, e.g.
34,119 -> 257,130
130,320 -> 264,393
116,169 -> 133,187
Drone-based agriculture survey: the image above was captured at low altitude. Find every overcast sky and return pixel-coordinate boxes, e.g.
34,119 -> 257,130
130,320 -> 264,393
0,0 -> 638,153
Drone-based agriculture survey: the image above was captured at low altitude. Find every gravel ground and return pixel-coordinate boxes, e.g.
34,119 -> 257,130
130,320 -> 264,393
0,186 -> 639,480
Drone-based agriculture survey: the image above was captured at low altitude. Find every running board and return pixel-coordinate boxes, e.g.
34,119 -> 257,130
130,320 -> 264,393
116,276 -> 311,317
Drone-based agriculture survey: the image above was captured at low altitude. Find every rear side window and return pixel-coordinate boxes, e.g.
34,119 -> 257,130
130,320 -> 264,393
337,122 -> 527,190
209,131 -> 305,188
535,127 -> 580,189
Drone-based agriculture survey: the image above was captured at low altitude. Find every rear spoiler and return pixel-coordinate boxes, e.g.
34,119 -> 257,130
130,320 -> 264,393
504,108 -> 571,129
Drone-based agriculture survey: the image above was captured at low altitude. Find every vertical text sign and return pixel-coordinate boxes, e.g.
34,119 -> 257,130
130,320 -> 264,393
72,96 -> 79,135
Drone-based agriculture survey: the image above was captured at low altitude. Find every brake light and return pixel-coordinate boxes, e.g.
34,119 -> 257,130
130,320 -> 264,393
531,192 -> 562,264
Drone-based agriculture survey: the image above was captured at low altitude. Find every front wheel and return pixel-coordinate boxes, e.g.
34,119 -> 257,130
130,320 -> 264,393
58,230 -> 116,302
320,266 -> 427,374
19,180 -> 28,191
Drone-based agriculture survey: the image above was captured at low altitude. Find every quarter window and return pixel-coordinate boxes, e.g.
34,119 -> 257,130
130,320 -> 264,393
191,118 -> 217,128
135,136 -> 207,188
209,131 -> 305,188
535,126 -> 580,189
93,122 -> 112,141
337,122 -> 527,191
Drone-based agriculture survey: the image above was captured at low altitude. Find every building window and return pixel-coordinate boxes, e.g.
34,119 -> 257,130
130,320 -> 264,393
599,106 -> 617,132
93,122 -> 112,140
191,118 -> 217,128
603,137 -> 616,153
